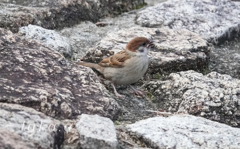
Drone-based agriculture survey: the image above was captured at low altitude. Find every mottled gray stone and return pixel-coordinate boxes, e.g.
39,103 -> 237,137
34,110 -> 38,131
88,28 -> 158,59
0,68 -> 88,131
146,70 -> 240,127
82,26 -> 209,75
137,0 -> 240,44
0,103 -> 61,148
0,128 -> 33,149
0,28 -> 120,120
76,114 -> 117,149
19,24 -> 72,57
127,115 -> 240,149
0,0 -> 145,33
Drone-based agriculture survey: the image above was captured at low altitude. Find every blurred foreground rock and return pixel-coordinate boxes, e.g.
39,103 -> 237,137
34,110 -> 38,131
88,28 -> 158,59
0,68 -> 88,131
127,115 -> 240,148
82,27 -> 209,75
0,128 -> 32,149
137,0 -> 240,44
147,70 -> 240,127
0,28 -> 120,120
0,103 -> 61,148
0,0 -> 145,33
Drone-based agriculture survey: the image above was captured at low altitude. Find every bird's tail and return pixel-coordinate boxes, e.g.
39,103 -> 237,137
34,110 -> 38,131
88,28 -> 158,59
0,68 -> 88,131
77,61 -> 103,73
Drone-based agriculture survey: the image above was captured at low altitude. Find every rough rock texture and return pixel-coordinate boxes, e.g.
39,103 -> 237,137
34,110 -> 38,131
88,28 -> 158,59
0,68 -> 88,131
0,0 -> 145,33
82,27 -> 209,75
0,128 -> 33,149
136,0 -> 240,44
19,24 -> 72,58
127,115 -> 240,149
0,28 -> 120,120
0,103 -> 61,148
146,70 -> 240,127
76,114 -> 117,149
209,37 -> 240,79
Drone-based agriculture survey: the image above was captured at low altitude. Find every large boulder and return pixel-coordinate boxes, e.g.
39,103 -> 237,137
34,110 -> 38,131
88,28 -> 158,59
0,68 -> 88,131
82,27 -> 209,75
0,28 -> 120,120
0,0 -> 145,33
146,70 -> 240,127
127,115 -> 240,149
136,0 -> 240,44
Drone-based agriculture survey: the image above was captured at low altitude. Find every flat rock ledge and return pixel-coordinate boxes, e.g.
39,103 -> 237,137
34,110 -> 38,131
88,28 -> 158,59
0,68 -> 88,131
76,114 -> 118,149
0,28 -> 120,120
82,26 -> 209,75
147,70 -> 240,127
137,0 -> 240,44
127,115 -> 240,149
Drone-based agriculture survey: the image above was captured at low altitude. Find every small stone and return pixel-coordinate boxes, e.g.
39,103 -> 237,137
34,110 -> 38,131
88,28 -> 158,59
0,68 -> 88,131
76,114 -> 118,149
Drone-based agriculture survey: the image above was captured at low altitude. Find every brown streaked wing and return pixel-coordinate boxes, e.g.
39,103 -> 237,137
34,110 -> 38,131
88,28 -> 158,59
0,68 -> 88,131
98,50 -> 130,68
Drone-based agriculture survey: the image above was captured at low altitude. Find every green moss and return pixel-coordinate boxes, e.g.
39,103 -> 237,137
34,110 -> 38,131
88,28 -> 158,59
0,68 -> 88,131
152,73 -> 162,79
135,2 -> 147,9
146,92 -> 153,101
114,121 -> 121,125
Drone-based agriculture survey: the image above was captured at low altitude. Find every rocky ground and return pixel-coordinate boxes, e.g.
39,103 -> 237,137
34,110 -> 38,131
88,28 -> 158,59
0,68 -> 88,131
0,0 -> 240,149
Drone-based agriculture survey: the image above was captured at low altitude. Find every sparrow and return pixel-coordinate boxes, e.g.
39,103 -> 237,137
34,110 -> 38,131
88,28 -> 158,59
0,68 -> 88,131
77,37 -> 154,97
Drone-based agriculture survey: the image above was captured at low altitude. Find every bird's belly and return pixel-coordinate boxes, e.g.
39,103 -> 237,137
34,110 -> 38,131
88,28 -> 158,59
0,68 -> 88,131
103,56 -> 149,85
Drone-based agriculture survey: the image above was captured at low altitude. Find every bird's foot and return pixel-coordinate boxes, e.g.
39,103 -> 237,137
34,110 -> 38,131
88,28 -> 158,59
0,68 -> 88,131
129,85 -> 144,96
111,83 -> 123,98
115,92 -> 123,98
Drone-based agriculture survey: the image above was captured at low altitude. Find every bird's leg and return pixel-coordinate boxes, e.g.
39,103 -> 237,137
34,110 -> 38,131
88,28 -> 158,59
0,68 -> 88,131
111,83 -> 123,97
129,85 -> 144,96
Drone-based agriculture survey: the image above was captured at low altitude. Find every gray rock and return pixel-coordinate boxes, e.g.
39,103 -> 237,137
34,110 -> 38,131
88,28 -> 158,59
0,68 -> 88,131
0,128 -> 33,149
127,115 -> 240,149
76,114 -> 117,149
82,27 -> 209,75
0,103 -> 61,148
19,24 -> 72,57
136,0 -> 240,44
0,0 -> 145,33
0,28 -> 120,120
209,38 -> 240,79
146,70 -> 240,127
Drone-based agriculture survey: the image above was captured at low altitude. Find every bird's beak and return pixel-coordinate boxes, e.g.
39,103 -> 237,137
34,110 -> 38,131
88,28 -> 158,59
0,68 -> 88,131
147,41 -> 154,48
147,37 -> 154,48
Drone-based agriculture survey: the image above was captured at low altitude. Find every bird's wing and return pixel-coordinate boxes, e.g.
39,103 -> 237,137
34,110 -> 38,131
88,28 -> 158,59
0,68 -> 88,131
99,50 -> 131,68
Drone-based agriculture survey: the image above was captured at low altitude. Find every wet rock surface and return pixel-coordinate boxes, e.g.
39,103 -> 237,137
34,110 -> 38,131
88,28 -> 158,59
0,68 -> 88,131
82,27 -> 209,75
0,0 -> 145,33
0,28 -> 120,120
137,0 -> 240,44
76,114 -> 117,149
147,70 -> 240,127
127,115 -> 240,149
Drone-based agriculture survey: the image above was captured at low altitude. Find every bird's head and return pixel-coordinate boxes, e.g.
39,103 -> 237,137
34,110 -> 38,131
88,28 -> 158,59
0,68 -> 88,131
126,37 -> 154,56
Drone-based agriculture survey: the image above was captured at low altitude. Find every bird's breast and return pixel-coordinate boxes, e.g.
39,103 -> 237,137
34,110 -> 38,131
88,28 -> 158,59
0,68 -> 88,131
103,55 -> 149,85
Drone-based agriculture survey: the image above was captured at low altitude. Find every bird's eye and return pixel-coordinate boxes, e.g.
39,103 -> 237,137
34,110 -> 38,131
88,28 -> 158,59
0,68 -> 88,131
138,49 -> 144,52
141,42 -> 146,46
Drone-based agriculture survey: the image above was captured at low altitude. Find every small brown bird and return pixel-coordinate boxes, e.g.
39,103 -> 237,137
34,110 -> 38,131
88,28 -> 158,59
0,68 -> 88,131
78,37 -> 154,97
